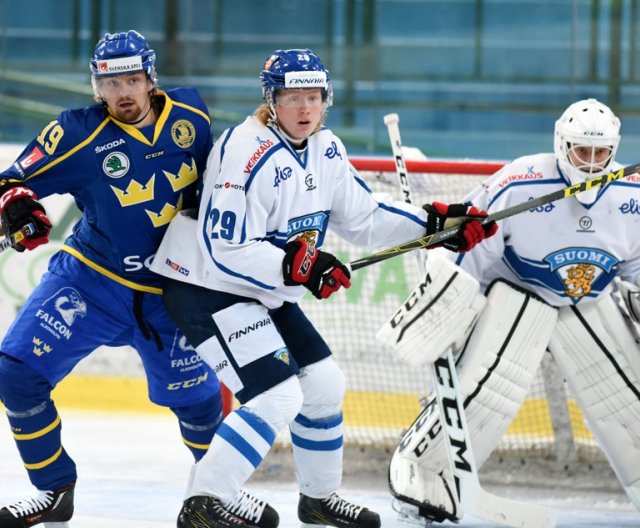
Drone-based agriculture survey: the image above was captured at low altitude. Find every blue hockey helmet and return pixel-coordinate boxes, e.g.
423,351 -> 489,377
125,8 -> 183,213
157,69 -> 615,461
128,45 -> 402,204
260,49 -> 333,107
90,30 -> 157,85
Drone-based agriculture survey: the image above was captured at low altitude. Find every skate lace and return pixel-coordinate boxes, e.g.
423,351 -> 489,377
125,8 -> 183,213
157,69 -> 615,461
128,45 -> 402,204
6,490 -> 54,517
213,499 -> 245,522
226,489 -> 266,522
323,493 -> 363,519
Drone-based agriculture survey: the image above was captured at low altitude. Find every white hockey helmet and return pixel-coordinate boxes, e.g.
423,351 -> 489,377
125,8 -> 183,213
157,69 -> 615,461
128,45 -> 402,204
553,98 -> 621,205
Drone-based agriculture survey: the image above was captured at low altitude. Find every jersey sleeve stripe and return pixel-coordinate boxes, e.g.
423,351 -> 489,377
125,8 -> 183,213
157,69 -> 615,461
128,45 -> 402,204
200,209 -> 276,291
209,255 -> 277,290
219,126 -> 236,163
377,202 -> 426,227
24,117 -> 111,182
172,100 -> 211,125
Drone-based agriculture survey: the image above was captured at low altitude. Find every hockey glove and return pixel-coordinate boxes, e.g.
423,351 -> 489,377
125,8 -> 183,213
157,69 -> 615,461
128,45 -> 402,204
0,183 -> 52,252
282,239 -> 351,300
423,201 -> 497,253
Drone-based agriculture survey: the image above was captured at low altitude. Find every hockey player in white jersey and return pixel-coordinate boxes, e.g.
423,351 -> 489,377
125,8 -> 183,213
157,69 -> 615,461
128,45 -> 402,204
386,98 -> 640,523
150,48 -> 497,528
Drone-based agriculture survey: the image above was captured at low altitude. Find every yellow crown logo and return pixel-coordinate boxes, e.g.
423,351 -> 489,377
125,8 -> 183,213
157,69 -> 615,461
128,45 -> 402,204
146,194 -> 184,228
32,338 -> 53,357
111,175 -> 156,206
164,158 -> 197,192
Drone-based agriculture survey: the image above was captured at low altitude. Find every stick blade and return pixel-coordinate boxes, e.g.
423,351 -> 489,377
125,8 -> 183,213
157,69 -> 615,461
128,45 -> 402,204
471,488 -> 558,528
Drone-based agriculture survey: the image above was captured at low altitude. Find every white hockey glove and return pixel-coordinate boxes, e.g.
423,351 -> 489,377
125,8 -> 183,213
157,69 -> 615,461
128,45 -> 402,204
618,279 -> 640,322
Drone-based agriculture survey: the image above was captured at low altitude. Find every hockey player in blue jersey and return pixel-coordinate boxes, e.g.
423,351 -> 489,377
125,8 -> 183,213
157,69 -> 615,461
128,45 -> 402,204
0,31 -> 277,528
150,48 -> 497,528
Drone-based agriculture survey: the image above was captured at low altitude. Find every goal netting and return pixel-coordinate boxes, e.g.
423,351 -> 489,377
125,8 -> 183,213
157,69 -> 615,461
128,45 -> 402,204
295,157 -> 607,482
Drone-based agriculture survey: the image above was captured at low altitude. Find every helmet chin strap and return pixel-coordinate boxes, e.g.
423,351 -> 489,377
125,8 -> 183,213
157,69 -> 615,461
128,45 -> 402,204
125,102 -> 154,126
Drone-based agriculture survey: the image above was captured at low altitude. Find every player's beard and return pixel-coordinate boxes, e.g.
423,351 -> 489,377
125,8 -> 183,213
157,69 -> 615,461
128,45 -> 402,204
113,97 -> 151,124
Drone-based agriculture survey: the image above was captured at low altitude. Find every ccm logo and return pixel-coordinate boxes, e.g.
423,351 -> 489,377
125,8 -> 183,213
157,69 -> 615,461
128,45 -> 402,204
167,372 -> 208,390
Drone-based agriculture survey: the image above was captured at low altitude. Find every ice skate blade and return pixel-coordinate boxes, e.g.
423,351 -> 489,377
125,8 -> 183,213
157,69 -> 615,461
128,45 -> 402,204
300,523 -> 326,528
393,499 -> 432,527
44,522 -> 70,527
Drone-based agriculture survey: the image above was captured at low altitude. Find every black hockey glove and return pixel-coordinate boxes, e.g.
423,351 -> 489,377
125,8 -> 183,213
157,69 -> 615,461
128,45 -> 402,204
423,201 -> 497,253
0,182 -> 52,252
282,239 -> 351,300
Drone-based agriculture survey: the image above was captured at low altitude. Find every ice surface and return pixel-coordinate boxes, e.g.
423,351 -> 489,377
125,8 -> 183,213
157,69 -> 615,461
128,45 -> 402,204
0,411 -> 636,527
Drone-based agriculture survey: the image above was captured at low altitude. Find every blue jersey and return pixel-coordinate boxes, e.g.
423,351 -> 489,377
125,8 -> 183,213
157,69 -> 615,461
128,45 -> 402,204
0,88 -> 212,290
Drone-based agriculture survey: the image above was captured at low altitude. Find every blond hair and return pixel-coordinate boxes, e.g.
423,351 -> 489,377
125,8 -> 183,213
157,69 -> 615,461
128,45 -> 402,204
254,103 -> 272,126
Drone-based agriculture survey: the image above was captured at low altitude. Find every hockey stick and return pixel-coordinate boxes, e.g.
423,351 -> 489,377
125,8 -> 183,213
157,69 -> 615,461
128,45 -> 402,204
384,113 -> 557,527
433,354 -> 558,527
0,223 -> 35,254
348,161 -> 640,272
383,113 -> 426,273
384,113 -> 415,208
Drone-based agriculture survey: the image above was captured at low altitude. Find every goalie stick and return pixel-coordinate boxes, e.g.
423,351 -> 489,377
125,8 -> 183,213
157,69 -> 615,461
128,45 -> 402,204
432,354 -> 558,528
383,113 -> 427,273
0,222 -> 35,254
348,160 -> 640,272
383,113 -> 557,528
384,113 -> 414,207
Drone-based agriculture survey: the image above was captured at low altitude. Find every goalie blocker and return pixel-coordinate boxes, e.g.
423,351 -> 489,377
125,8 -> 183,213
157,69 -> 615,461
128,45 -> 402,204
376,255 -> 486,366
387,277 -> 558,524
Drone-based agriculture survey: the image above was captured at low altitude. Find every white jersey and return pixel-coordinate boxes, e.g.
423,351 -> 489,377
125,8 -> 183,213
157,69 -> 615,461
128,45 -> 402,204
152,116 -> 427,308
444,152 -> 640,306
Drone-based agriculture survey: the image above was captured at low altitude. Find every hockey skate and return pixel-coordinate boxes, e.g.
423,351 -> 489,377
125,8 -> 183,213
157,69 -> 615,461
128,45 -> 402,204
389,453 -> 460,525
390,467 -> 460,525
298,492 -> 381,528
177,492 -> 279,528
0,482 -> 74,528
391,494 -> 456,527
227,489 -> 279,528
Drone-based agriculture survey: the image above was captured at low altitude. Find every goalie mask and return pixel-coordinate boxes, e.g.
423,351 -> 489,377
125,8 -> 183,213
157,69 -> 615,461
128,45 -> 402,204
90,30 -> 157,99
554,98 -> 621,205
260,49 -> 333,110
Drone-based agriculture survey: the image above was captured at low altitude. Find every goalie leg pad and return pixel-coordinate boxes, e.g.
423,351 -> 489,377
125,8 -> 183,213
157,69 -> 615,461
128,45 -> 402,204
389,280 -> 557,514
376,254 -> 486,366
548,295 -> 640,496
625,479 -> 640,511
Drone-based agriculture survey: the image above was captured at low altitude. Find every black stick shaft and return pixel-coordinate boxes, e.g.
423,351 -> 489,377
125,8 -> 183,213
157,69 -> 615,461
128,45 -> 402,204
349,163 -> 640,272
0,222 -> 36,253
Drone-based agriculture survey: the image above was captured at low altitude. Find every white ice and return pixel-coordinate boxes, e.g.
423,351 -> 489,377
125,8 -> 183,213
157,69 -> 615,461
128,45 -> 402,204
0,411 -> 637,527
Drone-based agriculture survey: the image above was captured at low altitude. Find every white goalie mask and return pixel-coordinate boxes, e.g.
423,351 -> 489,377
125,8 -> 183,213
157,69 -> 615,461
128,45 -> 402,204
554,98 -> 621,205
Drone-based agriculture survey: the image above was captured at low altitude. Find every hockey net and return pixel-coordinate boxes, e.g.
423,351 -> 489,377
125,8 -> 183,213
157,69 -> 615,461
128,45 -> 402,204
296,157 -> 604,472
